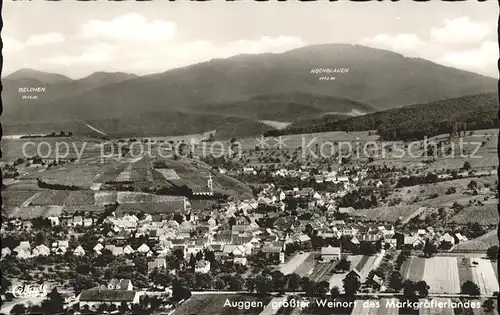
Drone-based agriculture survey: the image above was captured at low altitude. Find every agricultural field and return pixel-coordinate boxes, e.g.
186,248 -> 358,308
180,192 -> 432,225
450,203 -> 499,226
94,162 -> 129,184
350,299 -> 398,315
116,192 -> 186,204
279,252 -> 312,275
8,205 -> 64,220
30,190 -> 71,206
63,191 -> 96,206
400,256 -> 426,282
287,253 -> 316,277
422,257 -> 461,294
388,176 -> 497,205
172,294 -> 270,315
453,230 -> 498,251
308,262 -> 336,283
94,191 -> 119,206
470,259 -> 499,295
25,161 -> 112,188
1,138 -> 105,162
115,163 -> 133,182
1,189 -> 39,212
238,130 -> 378,150
352,205 -> 422,223
457,257 -> 475,285
418,298 -> 455,315
155,168 -> 181,180
115,201 -> 185,215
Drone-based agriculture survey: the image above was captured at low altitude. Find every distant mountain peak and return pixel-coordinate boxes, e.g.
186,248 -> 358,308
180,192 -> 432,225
5,68 -> 72,84
82,71 -> 139,79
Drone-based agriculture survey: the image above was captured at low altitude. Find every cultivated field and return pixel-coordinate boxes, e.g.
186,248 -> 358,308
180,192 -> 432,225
353,205 -> 422,222
286,253 -> 315,277
400,256 -> 426,282
30,190 -> 71,206
116,192 -> 184,204
350,299 -> 398,315
470,259 -> 499,295
172,294 -> 270,315
418,298 -> 455,315
155,168 -> 181,180
2,189 -> 39,212
422,257 -> 461,294
308,262 -> 336,283
279,252 -> 312,275
454,230 -> 498,251
450,203 -> 499,226
1,138 -> 104,162
457,257 -> 475,286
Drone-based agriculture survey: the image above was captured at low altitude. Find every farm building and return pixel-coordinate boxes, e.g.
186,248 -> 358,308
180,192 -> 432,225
148,258 -> 167,273
321,245 -> 341,261
77,288 -> 139,308
345,269 -> 362,280
195,260 -> 211,274
107,279 -> 133,291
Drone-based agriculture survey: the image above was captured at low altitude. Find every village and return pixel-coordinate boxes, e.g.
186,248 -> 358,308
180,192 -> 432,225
0,129 -> 499,315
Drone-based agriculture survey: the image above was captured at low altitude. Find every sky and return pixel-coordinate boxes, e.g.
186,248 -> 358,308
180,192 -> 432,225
3,1 -> 498,79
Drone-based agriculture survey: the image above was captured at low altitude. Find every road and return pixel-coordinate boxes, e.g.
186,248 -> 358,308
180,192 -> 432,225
260,296 -> 288,315
79,120 -> 109,138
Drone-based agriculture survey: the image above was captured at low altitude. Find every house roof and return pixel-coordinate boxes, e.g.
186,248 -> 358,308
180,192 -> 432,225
347,269 -> 362,278
321,246 -> 341,256
262,245 -> 282,253
195,260 -> 210,268
109,279 -> 132,290
79,288 -> 136,302
372,275 -> 384,285
358,234 -> 381,242
148,258 -> 166,270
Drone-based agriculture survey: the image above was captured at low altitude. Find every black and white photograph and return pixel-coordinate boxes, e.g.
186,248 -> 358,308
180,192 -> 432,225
1,1 -> 499,314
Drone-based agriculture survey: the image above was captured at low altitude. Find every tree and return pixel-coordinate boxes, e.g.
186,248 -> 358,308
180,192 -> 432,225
467,180 -> 478,190
215,279 -> 226,290
461,280 -> 480,296
303,279 -> 317,297
255,275 -> 271,296
342,275 -> 361,296
389,271 -> 403,291
172,281 -> 192,302
462,161 -> 471,171
415,281 -> 430,298
483,298 -> 494,312
336,258 -> 351,272
486,245 -> 498,260
402,280 -> 416,299
35,231 -> 46,245
271,271 -> 286,293
359,242 -> 376,255
173,248 -> 185,261
10,304 -> 27,315
228,275 -> 244,291
285,273 -> 301,291
245,277 -> 255,292
423,241 -> 437,258
72,274 -> 96,292
117,299 -> 130,313
316,281 -> 330,298
330,286 -> 340,300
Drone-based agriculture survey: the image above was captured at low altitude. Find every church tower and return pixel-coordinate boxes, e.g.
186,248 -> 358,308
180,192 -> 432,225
207,174 -> 213,194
